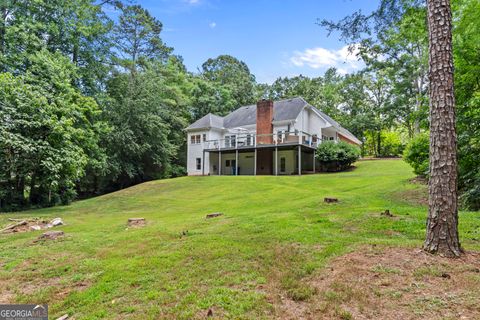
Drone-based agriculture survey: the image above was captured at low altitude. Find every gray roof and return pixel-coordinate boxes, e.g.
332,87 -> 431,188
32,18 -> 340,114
223,97 -> 306,128
187,97 -> 307,130
186,97 -> 361,144
186,113 -> 224,130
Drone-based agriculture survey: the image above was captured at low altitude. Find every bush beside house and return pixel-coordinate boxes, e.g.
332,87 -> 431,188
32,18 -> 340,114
316,141 -> 361,172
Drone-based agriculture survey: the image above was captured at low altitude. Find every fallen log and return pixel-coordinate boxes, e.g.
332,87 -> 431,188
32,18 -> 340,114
324,197 -> 339,203
0,220 -> 27,233
8,217 -> 40,222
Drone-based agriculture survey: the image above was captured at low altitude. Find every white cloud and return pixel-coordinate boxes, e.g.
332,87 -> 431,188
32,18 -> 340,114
290,44 -> 363,74
185,0 -> 200,5
209,22 -> 216,28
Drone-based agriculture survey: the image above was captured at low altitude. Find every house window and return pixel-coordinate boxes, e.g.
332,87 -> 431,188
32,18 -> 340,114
203,134 -> 206,142
329,137 -> 334,141
225,135 -> 236,147
226,160 -> 231,167
246,134 -> 252,146
196,158 -> 201,170
191,134 -> 201,144
280,157 -> 286,173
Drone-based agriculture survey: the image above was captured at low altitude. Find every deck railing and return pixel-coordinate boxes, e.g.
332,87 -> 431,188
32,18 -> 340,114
203,131 -> 320,150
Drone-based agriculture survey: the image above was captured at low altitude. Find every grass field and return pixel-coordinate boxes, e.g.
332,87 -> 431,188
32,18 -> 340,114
1,159 -> 479,319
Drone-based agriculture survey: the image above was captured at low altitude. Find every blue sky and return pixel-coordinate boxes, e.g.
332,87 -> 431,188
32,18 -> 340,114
140,0 -> 379,83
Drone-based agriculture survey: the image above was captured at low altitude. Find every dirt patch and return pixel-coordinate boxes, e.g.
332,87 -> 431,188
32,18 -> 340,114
274,246 -> 480,319
266,244 -> 320,319
0,279 -> 15,304
393,183 -> 428,207
409,176 -> 428,185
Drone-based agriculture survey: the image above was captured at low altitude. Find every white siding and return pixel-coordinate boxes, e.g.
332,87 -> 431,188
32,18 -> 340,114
277,150 -> 296,175
187,129 -> 224,175
238,152 -> 255,175
308,109 -> 328,136
187,131 -> 205,175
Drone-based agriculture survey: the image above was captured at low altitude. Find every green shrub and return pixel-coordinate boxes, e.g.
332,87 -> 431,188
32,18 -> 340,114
316,141 -> 360,172
403,133 -> 429,176
381,131 -> 405,157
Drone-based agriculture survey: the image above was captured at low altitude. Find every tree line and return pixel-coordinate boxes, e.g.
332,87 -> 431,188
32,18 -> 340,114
1,0 -> 479,212
0,1 -> 259,210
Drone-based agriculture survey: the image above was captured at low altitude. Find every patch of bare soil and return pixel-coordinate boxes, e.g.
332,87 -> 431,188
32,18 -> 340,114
409,176 -> 428,185
398,189 -> 428,206
0,279 -> 15,303
275,246 -> 480,320
0,254 -> 91,304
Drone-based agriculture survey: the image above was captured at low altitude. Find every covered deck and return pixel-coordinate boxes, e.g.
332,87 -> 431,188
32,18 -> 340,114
202,132 -> 317,176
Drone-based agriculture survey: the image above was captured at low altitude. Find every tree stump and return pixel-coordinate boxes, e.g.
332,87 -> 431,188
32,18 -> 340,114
381,210 -> 394,217
324,197 -> 339,203
206,212 -> 223,219
127,218 -> 146,227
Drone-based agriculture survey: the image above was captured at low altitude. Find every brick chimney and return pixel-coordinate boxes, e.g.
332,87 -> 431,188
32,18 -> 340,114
256,99 -> 274,144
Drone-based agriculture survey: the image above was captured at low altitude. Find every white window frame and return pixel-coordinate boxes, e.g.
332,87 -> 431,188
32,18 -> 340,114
191,134 -> 201,144
225,135 -> 236,148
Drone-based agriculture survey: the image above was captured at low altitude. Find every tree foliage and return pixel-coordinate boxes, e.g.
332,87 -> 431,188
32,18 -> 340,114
201,55 -> 256,109
0,50 -> 106,210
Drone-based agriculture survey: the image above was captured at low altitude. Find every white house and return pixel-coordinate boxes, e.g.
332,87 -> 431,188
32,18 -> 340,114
185,97 -> 361,176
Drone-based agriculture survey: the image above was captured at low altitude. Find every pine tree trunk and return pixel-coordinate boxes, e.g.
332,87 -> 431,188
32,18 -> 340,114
423,0 -> 461,257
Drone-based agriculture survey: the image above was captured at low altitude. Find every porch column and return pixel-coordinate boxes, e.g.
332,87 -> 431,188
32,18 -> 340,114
235,149 -> 238,176
312,151 -> 315,173
298,145 -> 302,176
275,147 -> 278,176
202,150 -> 205,176
219,151 -> 222,176
254,149 -> 257,176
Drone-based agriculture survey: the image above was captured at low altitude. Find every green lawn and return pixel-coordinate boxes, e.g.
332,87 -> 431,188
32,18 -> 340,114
0,160 -> 478,319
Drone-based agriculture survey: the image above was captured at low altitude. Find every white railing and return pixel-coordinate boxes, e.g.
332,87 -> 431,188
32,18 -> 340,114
203,131 -> 320,150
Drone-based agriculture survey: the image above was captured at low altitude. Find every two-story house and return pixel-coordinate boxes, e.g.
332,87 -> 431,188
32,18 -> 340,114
185,97 -> 361,176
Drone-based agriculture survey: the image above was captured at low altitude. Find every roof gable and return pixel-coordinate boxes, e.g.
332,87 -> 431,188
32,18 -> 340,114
186,113 -> 224,130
